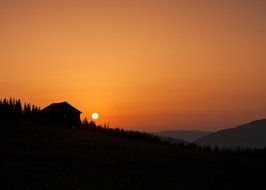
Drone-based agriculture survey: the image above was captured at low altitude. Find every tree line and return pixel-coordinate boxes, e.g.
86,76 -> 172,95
0,98 -> 176,146
82,117 -> 173,145
0,98 -> 41,120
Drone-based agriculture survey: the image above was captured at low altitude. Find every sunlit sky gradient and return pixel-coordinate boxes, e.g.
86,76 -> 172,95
1,0 -> 266,131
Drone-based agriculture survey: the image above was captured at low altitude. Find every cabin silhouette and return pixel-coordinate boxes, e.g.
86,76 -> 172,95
41,102 -> 82,128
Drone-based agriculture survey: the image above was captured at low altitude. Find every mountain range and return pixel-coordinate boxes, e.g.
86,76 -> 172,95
156,119 -> 266,149
195,119 -> 266,149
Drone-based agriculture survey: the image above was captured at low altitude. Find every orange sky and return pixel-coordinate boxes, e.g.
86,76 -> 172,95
0,0 -> 266,131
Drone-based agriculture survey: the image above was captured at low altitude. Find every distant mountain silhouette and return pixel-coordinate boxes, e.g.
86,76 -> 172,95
156,130 -> 211,142
195,119 -> 266,149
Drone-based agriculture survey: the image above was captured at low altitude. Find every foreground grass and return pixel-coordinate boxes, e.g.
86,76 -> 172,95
0,120 -> 265,190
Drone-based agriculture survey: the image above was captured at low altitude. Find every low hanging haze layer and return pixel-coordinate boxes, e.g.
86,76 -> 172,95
0,0 -> 266,131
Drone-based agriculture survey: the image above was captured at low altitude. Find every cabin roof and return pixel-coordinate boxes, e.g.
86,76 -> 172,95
41,102 -> 82,114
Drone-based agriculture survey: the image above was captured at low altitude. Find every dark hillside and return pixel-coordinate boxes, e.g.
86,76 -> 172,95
0,120 -> 265,190
156,130 -> 211,142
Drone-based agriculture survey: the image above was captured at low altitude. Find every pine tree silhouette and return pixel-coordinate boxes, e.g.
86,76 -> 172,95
0,98 -> 40,121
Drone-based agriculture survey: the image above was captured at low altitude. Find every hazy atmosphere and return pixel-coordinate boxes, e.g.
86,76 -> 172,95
1,0 -> 266,131
1,1 -> 266,189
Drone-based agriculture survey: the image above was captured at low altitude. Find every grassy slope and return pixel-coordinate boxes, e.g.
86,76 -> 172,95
0,120 -> 265,190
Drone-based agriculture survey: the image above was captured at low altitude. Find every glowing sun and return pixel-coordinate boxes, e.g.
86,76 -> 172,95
92,113 -> 99,120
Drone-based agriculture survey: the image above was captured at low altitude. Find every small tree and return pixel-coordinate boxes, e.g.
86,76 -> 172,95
82,117 -> 89,129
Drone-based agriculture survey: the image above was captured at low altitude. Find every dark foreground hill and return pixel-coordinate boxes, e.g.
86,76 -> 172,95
156,130 -> 211,142
195,119 -> 266,149
0,120 -> 266,190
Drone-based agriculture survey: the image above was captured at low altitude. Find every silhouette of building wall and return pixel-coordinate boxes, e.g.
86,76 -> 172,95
41,102 -> 81,128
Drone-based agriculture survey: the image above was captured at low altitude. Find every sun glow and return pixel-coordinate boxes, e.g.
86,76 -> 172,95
92,113 -> 99,120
